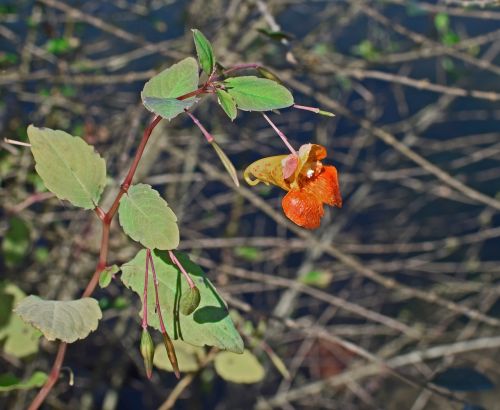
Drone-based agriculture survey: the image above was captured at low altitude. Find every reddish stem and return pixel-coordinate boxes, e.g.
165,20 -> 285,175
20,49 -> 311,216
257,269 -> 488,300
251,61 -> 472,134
262,113 -> 298,156
27,343 -> 67,410
168,250 -> 195,289
147,250 -> 180,378
223,63 -> 262,76
28,115 -> 163,410
142,252 -> 150,329
185,111 -> 214,143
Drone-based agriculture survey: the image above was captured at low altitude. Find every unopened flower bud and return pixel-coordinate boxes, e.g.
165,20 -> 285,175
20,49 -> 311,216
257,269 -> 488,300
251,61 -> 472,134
140,328 -> 155,379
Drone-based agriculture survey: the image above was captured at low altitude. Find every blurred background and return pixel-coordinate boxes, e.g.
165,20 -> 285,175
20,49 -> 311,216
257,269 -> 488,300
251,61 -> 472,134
1,0 -> 500,409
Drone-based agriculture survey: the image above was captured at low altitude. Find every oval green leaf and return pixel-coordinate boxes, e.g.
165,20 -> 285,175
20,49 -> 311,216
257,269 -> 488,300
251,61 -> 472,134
192,29 -> 215,75
121,250 -> 244,353
27,125 -> 107,210
154,339 -> 205,373
14,296 -> 102,343
118,184 -> 179,250
216,89 -> 237,121
180,286 -> 201,316
141,57 -> 199,121
224,76 -> 294,111
142,57 -> 199,98
214,349 -> 265,384
0,371 -> 48,392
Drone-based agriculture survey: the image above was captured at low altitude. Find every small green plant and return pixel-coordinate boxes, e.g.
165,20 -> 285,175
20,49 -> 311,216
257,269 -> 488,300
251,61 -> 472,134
3,29 -> 339,409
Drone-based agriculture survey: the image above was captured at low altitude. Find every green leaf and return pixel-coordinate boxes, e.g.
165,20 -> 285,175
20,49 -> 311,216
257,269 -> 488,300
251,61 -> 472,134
142,97 -> 196,121
210,141 -> 239,187
27,125 -> 107,210
141,57 -> 199,121
214,349 -> 265,383
118,184 -> 179,250
235,246 -> 262,262
215,89 -> 237,121
0,284 -> 40,358
299,270 -> 333,288
154,339 -> 205,373
180,286 -> 201,316
2,217 -> 30,267
0,371 -> 48,392
224,76 -> 294,111
120,250 -> 244,353
192,29 -> 215,75
257,28 -> 295,41
45,37 -> 71,54
14,296 -> 102,343
434,13 -> 449,32
99,265 -> 119,288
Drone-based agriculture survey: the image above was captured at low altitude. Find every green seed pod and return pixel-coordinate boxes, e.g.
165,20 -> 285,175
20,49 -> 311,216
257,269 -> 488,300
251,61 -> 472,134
179,286 -> 201,316
140,328 -> 155,379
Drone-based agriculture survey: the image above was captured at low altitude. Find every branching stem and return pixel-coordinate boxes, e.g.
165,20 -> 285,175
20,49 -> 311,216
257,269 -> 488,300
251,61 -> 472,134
28,114 -> 163,410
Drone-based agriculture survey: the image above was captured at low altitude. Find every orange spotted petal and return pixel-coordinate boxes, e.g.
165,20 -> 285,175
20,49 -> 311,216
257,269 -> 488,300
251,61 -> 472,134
282,190 -> 324,229
303,165 -> 342,207
244,155 -> 290,191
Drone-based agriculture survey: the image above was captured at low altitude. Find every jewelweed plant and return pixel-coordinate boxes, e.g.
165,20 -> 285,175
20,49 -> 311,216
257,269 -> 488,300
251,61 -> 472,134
7,29 -> 340,409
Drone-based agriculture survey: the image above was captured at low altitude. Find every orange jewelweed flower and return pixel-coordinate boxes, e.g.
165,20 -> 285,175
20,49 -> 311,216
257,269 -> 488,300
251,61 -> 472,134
244,144 -> 342,229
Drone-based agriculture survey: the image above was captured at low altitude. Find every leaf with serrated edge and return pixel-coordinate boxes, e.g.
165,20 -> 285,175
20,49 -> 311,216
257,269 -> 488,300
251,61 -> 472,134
154,339 -> 205,373
121,250 -> 244,353
0,371 -> 48,392
224,76 -> 294,111
142,97 -> 197,121
27,125 -> 106,210
214,349 -> 265,383
14,296 -> 102,343
118,184 -> 179,250
142,57 -> 199,100
216,89 -> 237,120
192,29 -> 215,75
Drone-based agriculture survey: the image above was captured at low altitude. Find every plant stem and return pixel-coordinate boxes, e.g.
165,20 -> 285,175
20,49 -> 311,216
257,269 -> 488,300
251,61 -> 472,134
168,250 -> 195,289
261,113 -> 298,156
147,250 -> 180,378
222,63 -> 261,76
28,114 -> 163,410
185,111 -> 214,143
142,252 -> 150,329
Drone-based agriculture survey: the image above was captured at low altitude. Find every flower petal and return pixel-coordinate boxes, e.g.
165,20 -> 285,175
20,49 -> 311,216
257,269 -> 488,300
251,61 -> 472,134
244,155 -> 290,190
303,165 -> 342,207
282,190 -> 324,229
281,154 -> 299,179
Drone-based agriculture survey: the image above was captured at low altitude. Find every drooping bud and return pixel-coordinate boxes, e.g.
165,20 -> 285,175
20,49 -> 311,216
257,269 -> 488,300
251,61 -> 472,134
140,328 -> 155,379
162,332 -> 180,379
210,141 -> 239,187
180,286 -> 201,316
257,66 -> 284,84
